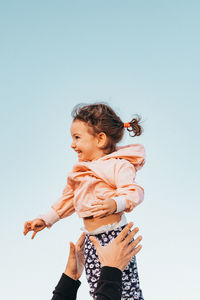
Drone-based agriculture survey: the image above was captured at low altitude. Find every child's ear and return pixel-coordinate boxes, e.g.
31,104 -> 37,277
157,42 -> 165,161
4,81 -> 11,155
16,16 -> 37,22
97,132 -> 107,148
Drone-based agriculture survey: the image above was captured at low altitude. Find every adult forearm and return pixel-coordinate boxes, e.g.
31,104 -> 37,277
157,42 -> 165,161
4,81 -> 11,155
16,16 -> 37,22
94,266 -> 122,300
51,267 -> 122,300
51,273 -> 81,300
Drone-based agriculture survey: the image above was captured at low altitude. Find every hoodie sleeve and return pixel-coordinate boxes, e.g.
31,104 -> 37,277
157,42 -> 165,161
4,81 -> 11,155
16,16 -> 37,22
39,180 -> 75,228
113,159 -> 144,213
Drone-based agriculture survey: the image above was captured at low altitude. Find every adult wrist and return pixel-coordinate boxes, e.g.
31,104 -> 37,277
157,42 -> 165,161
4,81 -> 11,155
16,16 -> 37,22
100,266 -> 122,282
64,270 -> 79,281
52,273 -> 81,298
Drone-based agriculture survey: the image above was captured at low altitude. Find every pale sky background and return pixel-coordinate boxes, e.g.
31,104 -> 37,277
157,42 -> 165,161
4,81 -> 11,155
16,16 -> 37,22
0,1 -> 200,299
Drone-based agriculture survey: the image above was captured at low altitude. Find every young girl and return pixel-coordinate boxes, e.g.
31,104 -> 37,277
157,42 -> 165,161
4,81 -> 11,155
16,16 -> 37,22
24,103 -> 145,300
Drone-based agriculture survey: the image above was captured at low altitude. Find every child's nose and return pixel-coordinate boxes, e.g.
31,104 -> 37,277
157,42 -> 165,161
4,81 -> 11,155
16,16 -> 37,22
71,141 -> 75,149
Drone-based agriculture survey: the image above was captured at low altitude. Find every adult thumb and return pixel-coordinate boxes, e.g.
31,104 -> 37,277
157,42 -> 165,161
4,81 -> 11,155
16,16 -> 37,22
89,236 -> 99,248
69,242 -> 76,258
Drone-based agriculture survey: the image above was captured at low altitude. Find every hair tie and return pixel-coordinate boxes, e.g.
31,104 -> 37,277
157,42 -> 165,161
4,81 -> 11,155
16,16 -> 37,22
124,122 -> 131,128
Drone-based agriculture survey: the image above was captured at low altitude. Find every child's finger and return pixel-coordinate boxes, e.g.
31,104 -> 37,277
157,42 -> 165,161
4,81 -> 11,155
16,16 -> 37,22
90,206 -> 104,213
31,224 -> 41,231
92,210 -> 106,218
90,200 -> 104,207
23,222 -> 32,235
24,221 -> 31,229
90,205 -> 101,211
24,228 -> 31,235
90,203 -> 106,211
31,231 -> 37,239
90,201 -> 101,206
96,195 -> 108,200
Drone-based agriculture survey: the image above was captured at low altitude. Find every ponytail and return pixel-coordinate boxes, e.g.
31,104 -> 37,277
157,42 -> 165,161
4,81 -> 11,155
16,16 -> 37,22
124,115 -> 143,137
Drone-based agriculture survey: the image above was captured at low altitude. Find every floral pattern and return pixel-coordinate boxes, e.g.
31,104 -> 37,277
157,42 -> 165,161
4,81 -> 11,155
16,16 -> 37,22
84,226 -> 144,300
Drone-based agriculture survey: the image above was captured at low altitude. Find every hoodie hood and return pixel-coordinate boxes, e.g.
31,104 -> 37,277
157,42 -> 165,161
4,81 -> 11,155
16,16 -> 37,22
72,144 -> 145,175
100,144 -> 145,171
70,144 -> 145,187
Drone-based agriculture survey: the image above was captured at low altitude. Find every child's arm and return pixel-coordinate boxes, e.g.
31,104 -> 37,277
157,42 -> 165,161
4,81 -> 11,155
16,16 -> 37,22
113,159 -> 144,213
24,180 -> 75,238
91,159 -> 144,218
39,182 -> 75,229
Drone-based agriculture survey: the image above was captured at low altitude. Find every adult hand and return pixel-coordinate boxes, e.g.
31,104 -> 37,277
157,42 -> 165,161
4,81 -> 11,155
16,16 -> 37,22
64,232 -> 86,281
89,222 -> 142,271
23,218 -> 46,239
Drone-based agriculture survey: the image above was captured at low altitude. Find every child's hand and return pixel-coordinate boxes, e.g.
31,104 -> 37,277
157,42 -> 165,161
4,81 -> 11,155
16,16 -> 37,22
23,218 -> 46,239
90,196 -> 117,218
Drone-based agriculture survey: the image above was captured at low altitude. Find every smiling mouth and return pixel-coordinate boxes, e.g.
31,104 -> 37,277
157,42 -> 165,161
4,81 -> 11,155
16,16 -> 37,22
75,150 -> 82,154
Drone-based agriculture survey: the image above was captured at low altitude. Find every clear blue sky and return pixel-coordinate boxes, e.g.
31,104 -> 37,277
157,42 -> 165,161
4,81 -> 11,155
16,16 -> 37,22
1,1 -> 199,299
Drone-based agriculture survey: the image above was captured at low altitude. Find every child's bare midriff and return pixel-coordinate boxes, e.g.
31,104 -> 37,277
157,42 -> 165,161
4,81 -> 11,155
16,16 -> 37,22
83,213 -> 123,232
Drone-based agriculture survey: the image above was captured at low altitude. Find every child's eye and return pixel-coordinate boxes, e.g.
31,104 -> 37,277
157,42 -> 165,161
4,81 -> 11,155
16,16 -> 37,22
75,135 -> 80,139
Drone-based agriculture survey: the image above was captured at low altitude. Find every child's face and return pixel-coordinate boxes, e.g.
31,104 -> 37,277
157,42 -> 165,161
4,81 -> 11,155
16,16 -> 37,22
70,120 -> 105,161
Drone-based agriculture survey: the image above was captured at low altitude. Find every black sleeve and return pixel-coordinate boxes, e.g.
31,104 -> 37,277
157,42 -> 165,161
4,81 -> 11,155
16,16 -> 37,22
94,266 -> 122,300
51,273 -> 81,300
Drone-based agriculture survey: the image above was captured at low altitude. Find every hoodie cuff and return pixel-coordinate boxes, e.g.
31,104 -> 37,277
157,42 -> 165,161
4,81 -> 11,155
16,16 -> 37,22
113,196 -> 126,213
38,208 -> 60,228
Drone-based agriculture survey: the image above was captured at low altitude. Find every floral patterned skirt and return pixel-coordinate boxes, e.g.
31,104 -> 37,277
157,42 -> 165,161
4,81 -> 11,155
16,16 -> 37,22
84,225 -> 144,300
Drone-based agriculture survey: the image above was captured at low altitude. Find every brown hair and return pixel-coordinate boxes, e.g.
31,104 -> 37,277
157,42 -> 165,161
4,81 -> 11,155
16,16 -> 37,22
71,102 -> 143,153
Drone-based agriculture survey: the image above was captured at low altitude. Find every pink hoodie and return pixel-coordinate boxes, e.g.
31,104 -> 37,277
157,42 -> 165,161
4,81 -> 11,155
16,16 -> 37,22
41,144 -> 145,228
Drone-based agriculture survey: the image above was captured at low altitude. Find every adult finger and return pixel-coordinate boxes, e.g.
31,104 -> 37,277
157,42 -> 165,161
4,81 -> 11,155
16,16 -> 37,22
76,232 -> 86,250
89,236 -> 101,250
122,227 -> 140,246
69,242 -> 76,259
128,235 -> 143,251
129,244 -> 142,257
122,245 -> 142,271
115,222 -> 134,243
